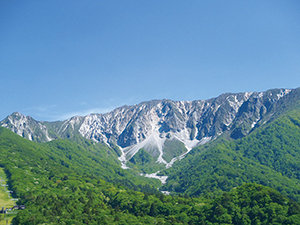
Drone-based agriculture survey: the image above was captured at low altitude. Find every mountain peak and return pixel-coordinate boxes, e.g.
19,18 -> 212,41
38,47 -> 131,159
1,111 -> 52,142
10,111 -> 25,117
0,88 -> 299,169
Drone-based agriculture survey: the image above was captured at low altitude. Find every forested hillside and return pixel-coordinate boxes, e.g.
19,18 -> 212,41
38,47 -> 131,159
2,88 -> 299,175
1,126 -> 300,224
1,102 -> 300,224
161,109 -> 300,202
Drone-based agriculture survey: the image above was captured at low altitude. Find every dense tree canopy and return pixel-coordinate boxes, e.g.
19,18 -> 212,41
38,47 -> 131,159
0,108 -> 300,224
161,109 -> 300,203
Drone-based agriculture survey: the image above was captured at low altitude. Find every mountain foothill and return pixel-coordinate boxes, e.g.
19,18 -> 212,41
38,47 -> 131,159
1,87 -> 300,224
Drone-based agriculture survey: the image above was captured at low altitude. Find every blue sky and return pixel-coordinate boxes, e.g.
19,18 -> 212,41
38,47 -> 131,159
1,1 -> 300,121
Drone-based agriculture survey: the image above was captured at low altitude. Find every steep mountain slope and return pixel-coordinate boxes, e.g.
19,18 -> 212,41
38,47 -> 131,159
1,88 -> 298,171
1,88 -> 300,224
0,127 -> 160,192
161,108 -> 300,201
0,112 -> 54,142
1,127 -> 300,224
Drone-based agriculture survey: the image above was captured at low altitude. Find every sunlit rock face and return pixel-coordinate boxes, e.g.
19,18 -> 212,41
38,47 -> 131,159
0,112 -> 53,142
0,88 -> 294,167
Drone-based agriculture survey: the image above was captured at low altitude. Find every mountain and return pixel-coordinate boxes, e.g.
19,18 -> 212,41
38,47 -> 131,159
161,107 -> 300,201
1,87 -> 300,224
1,127 -> 300,224
0,112 -> 54,142
1,88 -> 299,171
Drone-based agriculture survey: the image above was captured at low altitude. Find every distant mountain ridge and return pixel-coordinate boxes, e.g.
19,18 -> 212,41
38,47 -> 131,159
1,88 -> 298,168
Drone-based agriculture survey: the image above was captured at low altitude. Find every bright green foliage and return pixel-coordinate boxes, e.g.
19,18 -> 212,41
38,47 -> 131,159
163,143 -> 300,201
201,183 -> 300,225
127,148 -> 165,174
0,127 -> 300,224
235,110 -> 300,180
2,107 -> 300,224
162,139 -> 187,162
162,109 -> 300,201
0,127 -> 159,193
129,148 -> 154,165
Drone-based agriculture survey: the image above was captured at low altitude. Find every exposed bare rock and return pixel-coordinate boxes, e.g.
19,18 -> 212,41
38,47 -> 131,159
1,88 -> 295,168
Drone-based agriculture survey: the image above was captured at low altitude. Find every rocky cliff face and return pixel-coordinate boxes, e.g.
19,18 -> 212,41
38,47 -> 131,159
1,88 -> 296,168
0,112 -> 53,142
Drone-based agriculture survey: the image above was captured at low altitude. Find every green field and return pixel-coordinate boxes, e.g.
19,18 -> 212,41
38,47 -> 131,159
0,168 -> 16,225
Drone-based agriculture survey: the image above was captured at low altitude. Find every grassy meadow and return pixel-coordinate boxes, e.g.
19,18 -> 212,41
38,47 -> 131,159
0,168 -> 16,225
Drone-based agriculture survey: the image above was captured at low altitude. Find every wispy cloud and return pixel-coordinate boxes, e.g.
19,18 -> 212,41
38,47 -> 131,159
21,105 -> 115,122
19,97 -> 145,122
55,107 -> 115,121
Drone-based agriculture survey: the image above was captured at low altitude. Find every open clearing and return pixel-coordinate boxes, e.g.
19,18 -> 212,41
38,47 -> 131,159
0,168 -> 16,225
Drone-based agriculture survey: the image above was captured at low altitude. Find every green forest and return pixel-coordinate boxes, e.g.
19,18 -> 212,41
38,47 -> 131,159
1,108 -> 300,224
161,109 -> 300,202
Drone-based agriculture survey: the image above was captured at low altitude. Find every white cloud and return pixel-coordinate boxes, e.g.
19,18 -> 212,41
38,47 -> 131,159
19,97 -> 146,122
56,107 -> 114,121
21,105 -> 115,122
